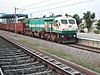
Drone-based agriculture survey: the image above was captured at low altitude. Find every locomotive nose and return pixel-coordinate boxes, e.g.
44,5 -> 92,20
68,25 -> 72,28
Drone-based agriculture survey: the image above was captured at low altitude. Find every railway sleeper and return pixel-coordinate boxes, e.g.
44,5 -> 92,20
4,65 -> 47,75
1,61 -> 40,70
0,49 -> 22,52
0,51 -> 24,54
0,54 -> 28,58
0,54 -> 28,59
14,56 -> 32,60
0,56 -> 31,62
0,54 -> 29,59
0,52 -> 26,56
0,58 -> 35,66
25,70 -> 57,75
42,56 -> 82,75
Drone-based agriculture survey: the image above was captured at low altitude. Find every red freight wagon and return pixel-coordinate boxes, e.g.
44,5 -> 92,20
6,24 -> 10,30
9,23 -> 15,32
0,23 -> 25,34
1,24 -> 6,30
0,24 -> 3,29
15,23 -> 25,33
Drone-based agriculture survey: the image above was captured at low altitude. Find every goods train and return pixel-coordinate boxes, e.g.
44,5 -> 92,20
0,16 -> 78,43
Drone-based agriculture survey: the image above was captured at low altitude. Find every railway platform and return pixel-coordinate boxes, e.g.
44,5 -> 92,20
77,33 -> 100,48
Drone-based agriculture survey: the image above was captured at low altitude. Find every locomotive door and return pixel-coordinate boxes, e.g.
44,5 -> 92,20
44,20 -> 53,32
53,20 -> 59,30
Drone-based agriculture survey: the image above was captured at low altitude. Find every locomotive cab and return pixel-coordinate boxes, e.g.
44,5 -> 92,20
53,17 -> 78,31
53,17 -> 78,43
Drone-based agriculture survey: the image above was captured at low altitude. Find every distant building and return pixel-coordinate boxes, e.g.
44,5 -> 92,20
0,13 -> 5,23
0,13 -> 28,24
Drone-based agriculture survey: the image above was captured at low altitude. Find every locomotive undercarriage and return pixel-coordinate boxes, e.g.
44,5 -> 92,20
24,30 -> 77,43
61,34 -> 78,43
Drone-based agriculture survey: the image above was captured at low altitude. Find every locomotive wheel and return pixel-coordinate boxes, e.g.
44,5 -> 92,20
44,33 -> 50,40
50,33 -> 57,42
44,33 -> 48,40
55,34 -> 62,43
40,31 -> 45,39
34,31 -> 40,37
40,33 -> 44,38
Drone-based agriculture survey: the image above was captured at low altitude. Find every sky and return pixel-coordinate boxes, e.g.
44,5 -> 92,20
0,0 -> 100,19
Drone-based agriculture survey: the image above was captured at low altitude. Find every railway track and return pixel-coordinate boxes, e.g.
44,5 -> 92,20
0,35 -> 83,75
0,31 -> 99,75
66,44 -> 100,54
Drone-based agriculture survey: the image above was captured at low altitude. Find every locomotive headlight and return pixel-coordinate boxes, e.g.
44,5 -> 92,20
74,34 -> 76,37
62,35 -> 64,37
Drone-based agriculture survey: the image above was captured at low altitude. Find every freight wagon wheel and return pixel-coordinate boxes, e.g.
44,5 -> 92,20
25,31 -> 29,36
29,31 -> 33,37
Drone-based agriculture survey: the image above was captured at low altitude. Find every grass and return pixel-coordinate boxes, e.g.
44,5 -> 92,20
10,34 -> 100,73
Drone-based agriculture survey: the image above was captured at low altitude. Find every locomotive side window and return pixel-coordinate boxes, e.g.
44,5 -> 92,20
68,19 -> 75,24
54,20 -> 60,26
61,20 -> 68,24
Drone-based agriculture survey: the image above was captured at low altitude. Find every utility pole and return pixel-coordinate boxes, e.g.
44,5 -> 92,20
14,7 -> 25,33
15,7 -> 17,33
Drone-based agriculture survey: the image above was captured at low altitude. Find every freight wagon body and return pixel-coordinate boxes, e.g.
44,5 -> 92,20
0,23 -> 25,33
24,16 -> 78,43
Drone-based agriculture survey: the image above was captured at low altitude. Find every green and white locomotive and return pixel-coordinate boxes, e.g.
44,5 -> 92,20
24,16 -> 78,43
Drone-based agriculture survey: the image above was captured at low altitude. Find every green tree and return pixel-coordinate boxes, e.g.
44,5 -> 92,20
50,13 -> 54,17
90,12 -> 95,19
65,13 -> 68,17
83,11 -> 95,32
43,15 -> 46,18
73,14 -> 81,26
96,19 -> 100,30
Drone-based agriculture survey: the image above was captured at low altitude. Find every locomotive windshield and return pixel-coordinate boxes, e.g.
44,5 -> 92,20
61,20 -> 68,24
68,19 -> 75,24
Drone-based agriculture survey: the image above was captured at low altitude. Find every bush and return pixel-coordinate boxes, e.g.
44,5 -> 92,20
93,29 -> 100,34
80,30 -> 85,33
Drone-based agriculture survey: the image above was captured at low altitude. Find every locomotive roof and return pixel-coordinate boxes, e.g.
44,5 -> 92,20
54,16 -> 75,20
25,16 -> 57,22
43,16 -> 57,21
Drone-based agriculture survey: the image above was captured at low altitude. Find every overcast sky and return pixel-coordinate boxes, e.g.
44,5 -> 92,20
0,0 -> 100,19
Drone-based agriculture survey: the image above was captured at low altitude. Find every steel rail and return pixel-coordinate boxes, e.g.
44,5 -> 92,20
66,44 -> 100,54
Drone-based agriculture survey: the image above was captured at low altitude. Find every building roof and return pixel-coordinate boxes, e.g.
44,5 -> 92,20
0,14 -> 28,19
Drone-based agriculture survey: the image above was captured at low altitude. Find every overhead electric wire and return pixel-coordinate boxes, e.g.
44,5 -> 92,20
25,0 -> 71,10
19,0 -> 50,9
30,0 -> 95,13
18,9 -> 25,14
